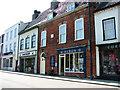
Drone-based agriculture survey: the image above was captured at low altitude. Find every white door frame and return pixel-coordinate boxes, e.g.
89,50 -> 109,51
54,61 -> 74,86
40,52 -> 46,74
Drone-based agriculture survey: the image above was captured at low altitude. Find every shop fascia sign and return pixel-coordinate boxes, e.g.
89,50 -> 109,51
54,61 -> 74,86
59,48 -> 84,54
105,44 -> 120,49
20,51 -> 36,56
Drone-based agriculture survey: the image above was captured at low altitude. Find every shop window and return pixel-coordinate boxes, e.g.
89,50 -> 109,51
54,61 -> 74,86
102,17 -> 116,40
6,59 -> 9,67
59,24 -> 66,44
25,37 -> 30,49
10,57 -> 13,67
3,58 -> 6,67
20,39 -> 24,50
75,18 -> 84,40
64,53 -> 84,72
102,50 -> 120,75
31,35 -> 36,48
41,31 -> 46,47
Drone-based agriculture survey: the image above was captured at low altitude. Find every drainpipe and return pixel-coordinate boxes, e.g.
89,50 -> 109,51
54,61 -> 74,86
37,26 -> 39,74
17,23 -> 20,71
88,2 -> 93,80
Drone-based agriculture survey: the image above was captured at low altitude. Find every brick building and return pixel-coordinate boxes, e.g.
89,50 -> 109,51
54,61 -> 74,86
37,2 -> 96,78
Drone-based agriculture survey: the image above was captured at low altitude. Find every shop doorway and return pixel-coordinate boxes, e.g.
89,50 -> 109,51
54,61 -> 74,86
40,53 -> 46,74
59,55 -> 65,75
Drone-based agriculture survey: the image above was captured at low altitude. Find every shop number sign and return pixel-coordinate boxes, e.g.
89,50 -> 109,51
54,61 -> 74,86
50,56 -> 55,67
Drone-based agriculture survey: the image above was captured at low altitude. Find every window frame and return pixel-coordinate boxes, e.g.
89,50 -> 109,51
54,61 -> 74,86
75,18 -> 84,41
10,30 -> 13,40
59,24 -> 66,44
48,12 -> 53,20
41,31 -> 46,47
14,28 -> 17,38
6,32 -> 9,41
25,37 -> 30,49
31,34 -> 36,48
67,3 -> 75,12
9,43 -> 12,52
20,39 -> 24,50
102,17 -> 116,41
14,42 -> 16,52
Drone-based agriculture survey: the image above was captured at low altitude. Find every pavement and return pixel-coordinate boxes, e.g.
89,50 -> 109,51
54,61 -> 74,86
0,70 -> 119,87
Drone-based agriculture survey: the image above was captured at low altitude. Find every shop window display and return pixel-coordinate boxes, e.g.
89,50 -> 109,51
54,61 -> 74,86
102,50 -> 120,75
64,52 -> 84,72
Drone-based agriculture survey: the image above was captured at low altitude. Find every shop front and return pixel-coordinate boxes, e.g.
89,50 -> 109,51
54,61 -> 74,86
19,51 -> 37,74
99,43 -> 120,81
1,52 -> 15,71
57,45 -> 86,78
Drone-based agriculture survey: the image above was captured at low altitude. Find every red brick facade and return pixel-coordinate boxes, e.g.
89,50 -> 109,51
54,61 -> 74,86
38,7 -> 96,79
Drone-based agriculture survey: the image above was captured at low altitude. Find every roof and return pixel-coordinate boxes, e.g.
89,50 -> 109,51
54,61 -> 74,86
19,2 -> 87,34
95,2 -> 120,12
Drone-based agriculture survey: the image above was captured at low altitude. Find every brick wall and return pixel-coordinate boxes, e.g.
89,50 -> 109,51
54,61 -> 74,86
38,7 -> 96,78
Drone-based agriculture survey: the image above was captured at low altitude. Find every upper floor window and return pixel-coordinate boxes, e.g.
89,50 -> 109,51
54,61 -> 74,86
20,39 -> 24,50
25,37 -> 30,49
6,32 -> 9,41
14,28 -> 17,38
41,31 -> 46,47
5,45 -> 7,53
10,30 -> 13,40
59,24 -> 66,44
75,18 -> 84,40
67,3 -> 75,12
48,13 -> 53,20
9,43 -> 12,52
102,17 -> 116,41
31,35 -> 36,48
14,42 -> 16,52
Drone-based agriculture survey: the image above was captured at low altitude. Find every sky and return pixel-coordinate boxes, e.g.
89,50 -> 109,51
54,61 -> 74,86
0,0 -> 64,36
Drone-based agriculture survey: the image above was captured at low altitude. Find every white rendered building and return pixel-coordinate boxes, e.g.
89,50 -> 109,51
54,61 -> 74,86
1,21 -> 27,71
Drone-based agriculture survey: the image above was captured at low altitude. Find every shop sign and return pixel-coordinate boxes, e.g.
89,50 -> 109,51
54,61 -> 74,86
100,43 -> 120,50
59,48 -> 84,54
50,56 -> 55,67
20,51 -> 36,56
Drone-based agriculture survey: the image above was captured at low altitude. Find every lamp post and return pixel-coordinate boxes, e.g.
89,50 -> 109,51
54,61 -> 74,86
88,2 -> 93,80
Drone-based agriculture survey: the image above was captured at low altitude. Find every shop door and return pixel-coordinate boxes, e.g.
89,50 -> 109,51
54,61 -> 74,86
59,56 -> 65,76
40,57 -> 45,74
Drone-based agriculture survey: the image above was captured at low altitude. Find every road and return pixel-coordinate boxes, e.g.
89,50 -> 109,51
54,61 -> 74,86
0,71 -> 118,88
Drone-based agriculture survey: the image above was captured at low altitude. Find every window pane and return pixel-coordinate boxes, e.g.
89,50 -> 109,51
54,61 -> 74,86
68,6 -> 71,11
76,20 -> 83,30
42,39 -> 46,46
60,25 -> 65,34
103,18 -> 115,40
71,4 -> 75,10
70,54 -> 73,71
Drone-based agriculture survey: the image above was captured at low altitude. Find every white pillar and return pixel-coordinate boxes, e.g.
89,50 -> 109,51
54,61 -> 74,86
96,46 -> 100,76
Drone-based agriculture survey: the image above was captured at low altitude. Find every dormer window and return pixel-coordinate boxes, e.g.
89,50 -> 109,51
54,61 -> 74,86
67,3 -> 75,12
48,12 -> 57,20
48,13 -> 53,20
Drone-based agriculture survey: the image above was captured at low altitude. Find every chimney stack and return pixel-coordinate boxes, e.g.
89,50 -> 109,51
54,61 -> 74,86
51,0 -> 60,10
32,10 -> 41,20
